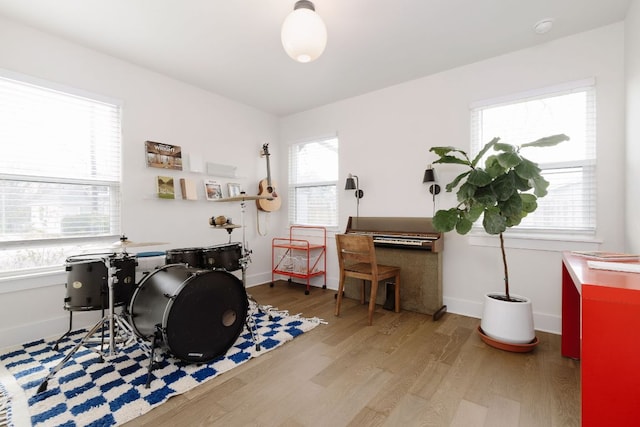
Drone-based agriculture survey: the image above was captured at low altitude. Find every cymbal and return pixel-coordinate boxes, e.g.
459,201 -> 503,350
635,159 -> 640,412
215,194 -> 273,202
112,239 -> 168,248
211,224 -> 242,229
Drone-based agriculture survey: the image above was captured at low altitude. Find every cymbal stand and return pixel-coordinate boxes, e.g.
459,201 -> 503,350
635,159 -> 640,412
37,256 -> 137,393
236,198 -> 265,351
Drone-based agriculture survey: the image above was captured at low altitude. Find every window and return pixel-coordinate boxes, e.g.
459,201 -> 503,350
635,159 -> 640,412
288,136 -> 338,228
0,72 -> 122,276
470,79 -> 596,237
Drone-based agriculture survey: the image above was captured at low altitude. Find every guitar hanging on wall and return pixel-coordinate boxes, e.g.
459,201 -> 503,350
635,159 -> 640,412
257,143 -> 282,212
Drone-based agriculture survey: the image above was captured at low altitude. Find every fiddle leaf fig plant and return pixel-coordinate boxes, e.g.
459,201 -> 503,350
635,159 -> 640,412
429,134 -> 569,301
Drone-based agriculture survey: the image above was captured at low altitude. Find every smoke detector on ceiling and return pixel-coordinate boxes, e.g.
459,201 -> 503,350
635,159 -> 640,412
533,18 -> 554,35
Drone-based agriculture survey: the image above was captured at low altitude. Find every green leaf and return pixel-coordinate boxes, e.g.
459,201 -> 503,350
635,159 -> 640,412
430,146 -> 471,166
513,171 -> 532,191
467,203 -> 485,222
514,158 -> 541,180
520,193 -> 538,213
497,152 -> 522,169
432,155 -> 470,166
499,193 -> 523,218
432,208 -> 460,232
457,182 -> 477,202
491,173 -> 516,201
430,146 -> 461,156
444,171 -> 471,192
471,137 -> 499,167
467,169 -> 493,186
456,217 -> 474,234
493,142 -> 516,153
482,207 -> 506,235
531,175 -> 550,197
474,186 -> 497,206
521,134 -> 570,148
485,155 -> 506,178
506,214 -> 524,227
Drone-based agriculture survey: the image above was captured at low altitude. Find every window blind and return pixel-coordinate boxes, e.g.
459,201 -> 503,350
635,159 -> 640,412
0,73 -> 122,274
470,81 -> 596,235
288,137 -> 338,227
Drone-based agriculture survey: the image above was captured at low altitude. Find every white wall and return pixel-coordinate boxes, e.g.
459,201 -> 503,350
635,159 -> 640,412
279,23 -> 627,335
0,16 -> 630,348
0,16 -> 279,348
626,0 -> 640,253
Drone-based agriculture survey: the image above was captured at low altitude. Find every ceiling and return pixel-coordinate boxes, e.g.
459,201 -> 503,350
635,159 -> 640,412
0,0 -> 631,116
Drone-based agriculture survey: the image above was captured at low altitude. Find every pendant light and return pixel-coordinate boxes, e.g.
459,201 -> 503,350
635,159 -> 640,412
281,0 -> 327,63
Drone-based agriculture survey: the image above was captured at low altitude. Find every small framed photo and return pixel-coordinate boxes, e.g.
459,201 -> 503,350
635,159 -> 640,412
227,183 -> 242,197
204,179 -> 222,201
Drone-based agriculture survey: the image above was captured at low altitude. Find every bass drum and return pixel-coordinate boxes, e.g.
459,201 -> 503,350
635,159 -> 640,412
129,264 -> 248,363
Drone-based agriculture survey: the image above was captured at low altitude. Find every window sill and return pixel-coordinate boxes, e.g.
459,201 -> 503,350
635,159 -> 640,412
468,232 -> 602,252
0,268 -> 66,294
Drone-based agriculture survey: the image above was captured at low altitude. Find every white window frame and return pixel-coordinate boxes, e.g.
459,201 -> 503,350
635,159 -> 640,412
468,79 -> 598,250
0,69 -> 122,280
288,135 -> 339,229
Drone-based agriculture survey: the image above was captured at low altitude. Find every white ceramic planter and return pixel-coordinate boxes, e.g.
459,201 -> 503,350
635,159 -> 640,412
480,292 -> 535,344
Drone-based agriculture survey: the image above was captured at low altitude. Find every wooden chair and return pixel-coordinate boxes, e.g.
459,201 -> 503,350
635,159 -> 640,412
335,233 -> 401,325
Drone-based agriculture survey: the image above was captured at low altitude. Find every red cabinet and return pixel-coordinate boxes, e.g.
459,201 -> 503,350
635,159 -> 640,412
561,252 -> 640,426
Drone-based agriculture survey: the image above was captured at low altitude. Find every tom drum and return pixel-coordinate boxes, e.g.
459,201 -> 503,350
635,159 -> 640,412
165,248 -> 200,267
128,264 -> 248,363
64,253 -> 137,311
200,242 -> 243,271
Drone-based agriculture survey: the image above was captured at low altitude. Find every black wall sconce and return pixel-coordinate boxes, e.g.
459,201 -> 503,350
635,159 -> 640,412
422,165 -> 441,196
345,173 -> 363,217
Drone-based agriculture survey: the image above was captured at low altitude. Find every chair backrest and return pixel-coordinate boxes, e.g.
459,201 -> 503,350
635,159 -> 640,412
335,233 -> 378,275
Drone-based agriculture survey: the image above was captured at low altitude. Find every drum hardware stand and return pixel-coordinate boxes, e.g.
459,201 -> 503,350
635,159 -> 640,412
237,198 -> 272,350
37,257 -> 138,393
143,326 -> 164,389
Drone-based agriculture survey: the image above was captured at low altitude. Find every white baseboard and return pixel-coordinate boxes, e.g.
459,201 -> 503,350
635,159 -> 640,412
443,296 -> 561,335
0,311 -> 101,350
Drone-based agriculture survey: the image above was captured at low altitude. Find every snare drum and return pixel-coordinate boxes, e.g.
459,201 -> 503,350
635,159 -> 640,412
200,243 -> 243,271
64,253 -> 136,311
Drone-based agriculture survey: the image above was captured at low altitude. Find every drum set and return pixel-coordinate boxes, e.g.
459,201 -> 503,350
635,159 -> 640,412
36,193 -> 272,393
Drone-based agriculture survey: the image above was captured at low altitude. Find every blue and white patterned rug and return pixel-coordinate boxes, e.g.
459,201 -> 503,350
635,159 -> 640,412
0,304 -> 323,427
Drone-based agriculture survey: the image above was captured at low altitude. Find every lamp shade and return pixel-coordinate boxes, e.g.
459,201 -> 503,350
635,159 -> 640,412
281,1 -> 327,63
423,168 -> 436,183
345,176 -> 356,190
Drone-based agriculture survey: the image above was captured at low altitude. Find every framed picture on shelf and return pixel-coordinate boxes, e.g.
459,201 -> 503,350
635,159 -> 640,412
227,183 -> 242,198
204,179 -> 223,201
145,141 -> 183,170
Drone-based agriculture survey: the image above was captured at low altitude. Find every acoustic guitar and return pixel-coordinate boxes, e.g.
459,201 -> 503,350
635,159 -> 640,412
257,143 -> 282,212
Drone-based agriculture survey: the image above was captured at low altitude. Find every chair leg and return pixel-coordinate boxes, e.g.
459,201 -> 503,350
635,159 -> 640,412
360,279 -> 366,304
335,274 -> 345,316
394,274 -> 401,313
368,278 -> 379,326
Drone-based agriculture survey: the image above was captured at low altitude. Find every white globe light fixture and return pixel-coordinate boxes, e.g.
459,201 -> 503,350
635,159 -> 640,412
281,0 -> 327,63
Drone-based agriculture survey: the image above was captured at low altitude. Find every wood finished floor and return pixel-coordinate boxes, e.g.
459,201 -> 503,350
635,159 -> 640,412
124,281 -> 580,427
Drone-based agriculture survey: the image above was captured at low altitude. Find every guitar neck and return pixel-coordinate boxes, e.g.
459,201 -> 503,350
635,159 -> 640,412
265,154 -> 273,189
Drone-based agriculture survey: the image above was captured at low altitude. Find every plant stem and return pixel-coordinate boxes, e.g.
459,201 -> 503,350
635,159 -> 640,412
500,232 -> 510,300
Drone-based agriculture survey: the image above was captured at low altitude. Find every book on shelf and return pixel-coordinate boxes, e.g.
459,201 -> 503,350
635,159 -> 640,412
571,251 -> 640,261
180,178 -> 198,200
157,175 -> 175,199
